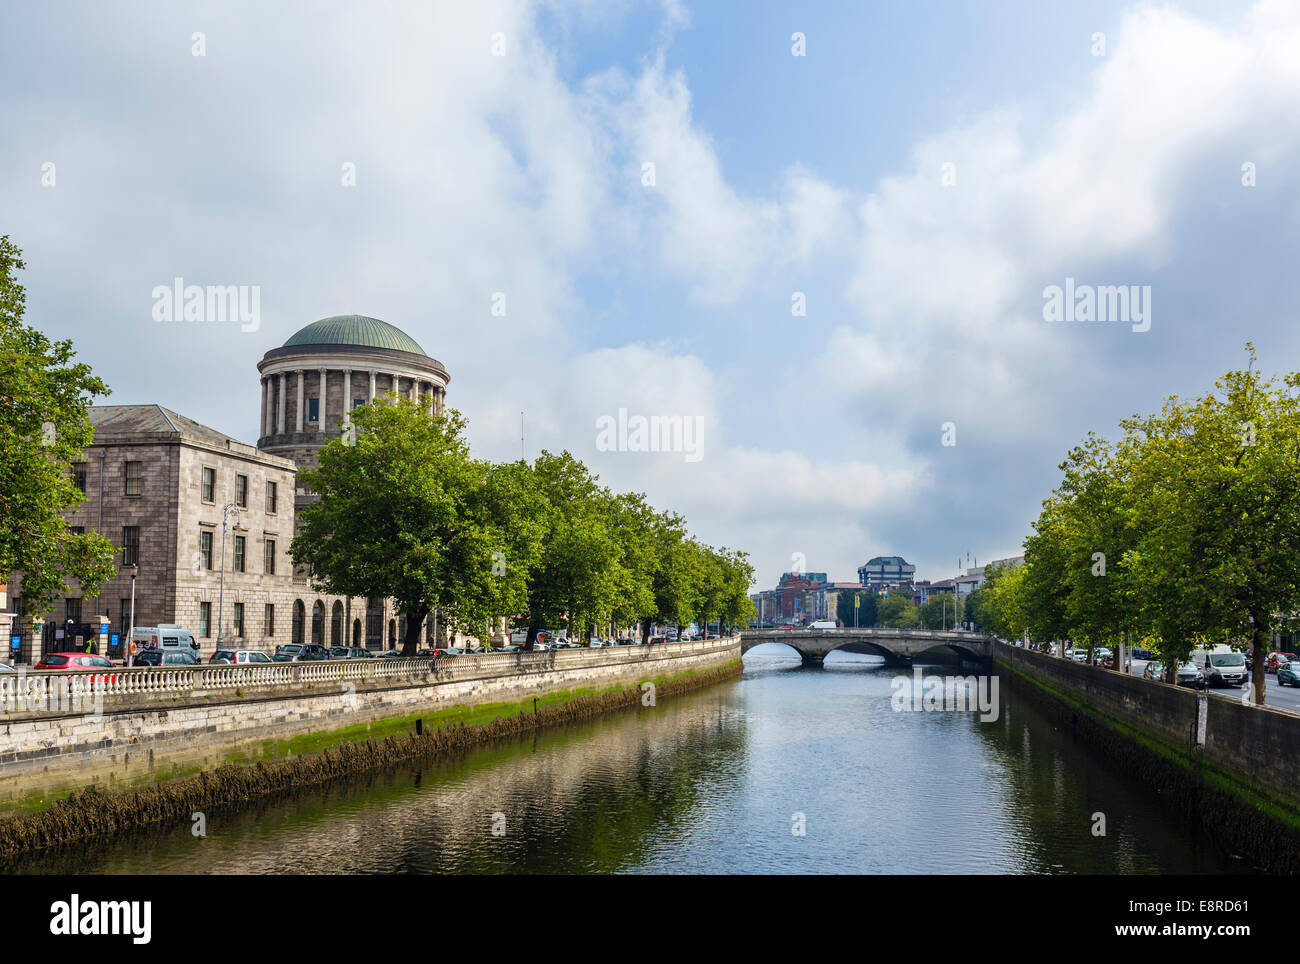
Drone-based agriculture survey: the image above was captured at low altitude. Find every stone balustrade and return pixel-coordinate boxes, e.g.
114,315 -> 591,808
0,637 -> 738,719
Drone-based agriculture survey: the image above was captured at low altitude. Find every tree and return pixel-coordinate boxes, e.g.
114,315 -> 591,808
878,592 -> 919,629
519,451 -> 625,646
0,236 -> 116,616
291,402 -> 525,655
836,589 -> 878,628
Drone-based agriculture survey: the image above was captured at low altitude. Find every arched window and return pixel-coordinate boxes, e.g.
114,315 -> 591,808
388,619 -> 396,647
311,601 -> 325,646
292,600 -> 305,645
352,618 -> 362,647
331,601 -> 343,647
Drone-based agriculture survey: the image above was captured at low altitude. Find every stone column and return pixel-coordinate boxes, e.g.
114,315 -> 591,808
413,380 -> 420,406
343,370 -> 351,417
277,373 -> 286,434
368,370 -> 376,403
391,373 -> 400,403
295,370 -> 305,432
318,368 -> 327,432
261,378 -> 271,437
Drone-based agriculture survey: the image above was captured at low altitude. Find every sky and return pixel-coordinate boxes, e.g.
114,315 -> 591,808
3,0 -> 1299,590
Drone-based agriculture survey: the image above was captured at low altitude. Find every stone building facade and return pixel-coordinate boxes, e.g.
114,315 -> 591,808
5,314 -> 481,663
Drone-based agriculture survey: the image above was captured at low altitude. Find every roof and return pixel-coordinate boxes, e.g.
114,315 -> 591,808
282,314 -> 425,355
87,405 -> 294,467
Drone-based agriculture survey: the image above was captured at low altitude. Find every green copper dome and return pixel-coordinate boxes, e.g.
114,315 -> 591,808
283,315 -> 425,355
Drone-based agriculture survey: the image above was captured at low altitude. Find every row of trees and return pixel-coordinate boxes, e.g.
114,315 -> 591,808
833,588 -> 966,630
971,347 -> 1300,704
292,400 -> 755,654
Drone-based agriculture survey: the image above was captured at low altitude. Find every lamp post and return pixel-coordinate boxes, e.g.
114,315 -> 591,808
128,563 -> 138,664
216,501 -> 241,646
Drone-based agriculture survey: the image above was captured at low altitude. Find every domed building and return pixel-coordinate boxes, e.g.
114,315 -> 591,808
252,314 -> 460,651
256,314 -> 450,464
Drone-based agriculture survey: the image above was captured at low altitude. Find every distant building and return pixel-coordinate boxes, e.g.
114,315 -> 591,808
857,555 -> 916,591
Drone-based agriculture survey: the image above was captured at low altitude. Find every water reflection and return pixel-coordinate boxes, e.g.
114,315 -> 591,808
7,646 -> 1244,874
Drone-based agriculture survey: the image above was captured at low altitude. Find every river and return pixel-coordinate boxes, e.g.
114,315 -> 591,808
8,647 -> 1245,874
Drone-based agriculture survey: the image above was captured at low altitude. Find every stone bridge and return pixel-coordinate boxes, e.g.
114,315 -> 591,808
740,628 -> 993,668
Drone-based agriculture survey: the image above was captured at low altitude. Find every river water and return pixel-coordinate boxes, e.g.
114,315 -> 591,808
11,648 -> 1244,874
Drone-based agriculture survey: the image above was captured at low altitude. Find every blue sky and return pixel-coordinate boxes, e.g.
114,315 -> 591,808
3,0 -> 1299,589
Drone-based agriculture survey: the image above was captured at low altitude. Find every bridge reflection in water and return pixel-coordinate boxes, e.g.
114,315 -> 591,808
740,628 -> 993,668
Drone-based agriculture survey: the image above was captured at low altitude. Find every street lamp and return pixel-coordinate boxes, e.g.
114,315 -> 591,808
128,563 -> 138,664
216,501 -> 241,646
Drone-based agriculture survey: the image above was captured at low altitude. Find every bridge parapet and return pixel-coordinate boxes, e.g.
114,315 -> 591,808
740,628 -> 992,666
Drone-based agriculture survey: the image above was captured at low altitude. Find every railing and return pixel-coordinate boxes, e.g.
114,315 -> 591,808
0,636 -> 740,716
743,628 -> 987,641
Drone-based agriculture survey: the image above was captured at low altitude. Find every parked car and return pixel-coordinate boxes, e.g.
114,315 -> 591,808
1266,652 -> 1292,674
328,647 -> 374,659
36,652 -> 116,670
1175,662 -> 1206,689
1278,662 -> 1300,687
209,649 -> 273,664
500,644 -> 522,653
1131,648 -> 1154,661
1143,661 -> 1164,681
1204,651 -> 1248,688
272,643 -> 328,662
136,650 -> 200,667
0,663 -> 13,672
377,649 -> 403,658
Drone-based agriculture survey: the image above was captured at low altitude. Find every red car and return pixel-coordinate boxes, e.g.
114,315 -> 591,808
1265,652 -> 1292,674
35,652 -> 115,671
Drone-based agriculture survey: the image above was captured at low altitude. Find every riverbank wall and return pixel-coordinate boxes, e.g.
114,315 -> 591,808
994,641 -> 1300,873
0,637 -> 741,809
0,656 -> 742,858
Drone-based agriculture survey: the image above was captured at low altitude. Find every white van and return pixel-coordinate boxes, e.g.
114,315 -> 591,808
808,620 -> 837,630
131,625 -> 200,664
1193,645 -> 1248,688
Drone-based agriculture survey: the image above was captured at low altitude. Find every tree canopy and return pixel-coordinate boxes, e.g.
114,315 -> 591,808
291,402 -> 753,654
997,346 -> 1300,703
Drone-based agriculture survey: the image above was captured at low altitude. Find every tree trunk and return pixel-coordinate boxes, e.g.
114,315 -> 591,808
1252,617 -> 1268,705
524,621 -> 540,650
400,608 -> 427,656
641,619 -> 651,644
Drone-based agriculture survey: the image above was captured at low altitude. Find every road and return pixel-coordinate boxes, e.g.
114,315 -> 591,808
1126,659 -> 1300,713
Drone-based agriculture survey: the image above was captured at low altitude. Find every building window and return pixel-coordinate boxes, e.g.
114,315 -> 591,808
199,601 -> 211,637
309,398 -> 320,422
200,530 -> 213,569
121,526 -> 140,566
233,535 -> 246,573
72,463 -> 87,492
235,474 -> 248,508
120,598 -> 130,629
202,466 -> 215,502
352,398 -> 364,410
264,539 -> 276,575
69,525 -> 85,535
264,603 -> 275,636
66,598 -> 82,623
266,480 -> 277,514
123,461 -> 142,496
232,602 -> 244,638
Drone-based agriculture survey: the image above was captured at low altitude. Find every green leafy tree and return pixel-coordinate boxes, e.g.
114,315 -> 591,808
0,236 -> 116,616
292,402 -> 526,655
878,591 -> 919,629
520,452 -> 625,646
